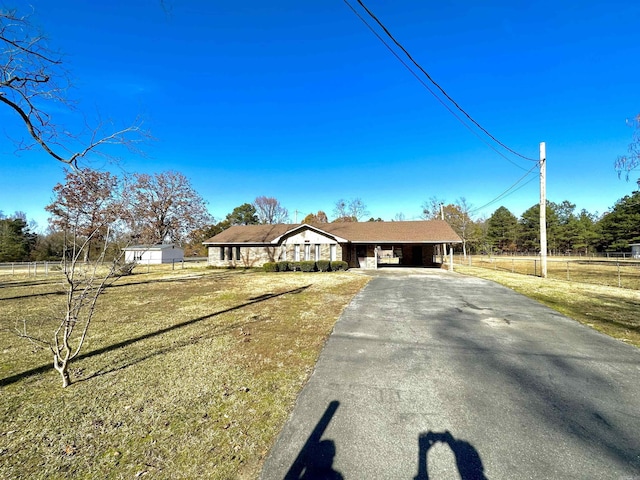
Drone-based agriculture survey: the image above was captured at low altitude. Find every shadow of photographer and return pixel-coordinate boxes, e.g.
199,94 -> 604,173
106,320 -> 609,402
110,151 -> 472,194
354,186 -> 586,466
414,430 -> 487,480
280,402 -> 486,480
284,400 -> 343,480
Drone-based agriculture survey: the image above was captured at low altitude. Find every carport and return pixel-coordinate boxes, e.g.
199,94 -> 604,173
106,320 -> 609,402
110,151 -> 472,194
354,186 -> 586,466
323,221 -> 461,269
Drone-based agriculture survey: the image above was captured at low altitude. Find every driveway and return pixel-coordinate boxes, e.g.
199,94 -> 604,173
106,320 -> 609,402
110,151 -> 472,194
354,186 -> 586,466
260,269 -> 640,479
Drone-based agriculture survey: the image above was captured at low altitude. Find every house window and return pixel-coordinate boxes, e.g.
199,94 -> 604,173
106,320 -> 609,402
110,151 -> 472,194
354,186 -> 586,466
227,247 -> 233,260
236,246 -> 241,261
330,244 -> 336,261
294,244 -> 300,261
304,244 -> 311,261
315,244 -> 320,260
220,247 -> 225,261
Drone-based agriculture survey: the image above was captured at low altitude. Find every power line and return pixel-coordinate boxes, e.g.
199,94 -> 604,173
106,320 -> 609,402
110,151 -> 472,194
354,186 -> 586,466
342,0 -> 530,172
469,162 -> 540,214
346,0 -> 539,163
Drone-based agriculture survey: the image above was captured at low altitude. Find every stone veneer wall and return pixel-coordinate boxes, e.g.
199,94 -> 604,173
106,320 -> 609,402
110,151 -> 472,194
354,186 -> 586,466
208,243 -> 344,268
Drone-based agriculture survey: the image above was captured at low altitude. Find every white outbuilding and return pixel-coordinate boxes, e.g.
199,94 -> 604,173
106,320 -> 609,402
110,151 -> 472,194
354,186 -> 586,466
631,243 -> 640,259
123,244 -> 184,264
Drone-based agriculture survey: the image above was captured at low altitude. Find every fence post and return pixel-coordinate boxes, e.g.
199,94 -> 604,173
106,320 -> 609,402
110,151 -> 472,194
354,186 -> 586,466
172,259 -> 175,271
566,261 -> 569,281
534,259 -> 537,277
512,258 -> 515,273
617,260 -> 621,288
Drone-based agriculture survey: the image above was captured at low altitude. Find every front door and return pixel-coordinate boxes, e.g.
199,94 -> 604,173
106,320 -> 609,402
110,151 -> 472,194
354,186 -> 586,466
412,246 -> 423,266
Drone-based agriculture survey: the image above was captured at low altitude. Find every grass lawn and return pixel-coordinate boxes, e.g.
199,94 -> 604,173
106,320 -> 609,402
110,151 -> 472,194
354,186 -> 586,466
0,268 -> 370,479
454,264 -> 640,348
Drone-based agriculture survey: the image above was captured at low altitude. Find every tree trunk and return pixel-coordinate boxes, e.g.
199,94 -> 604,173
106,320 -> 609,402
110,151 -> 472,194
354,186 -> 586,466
53,353 -> 71,388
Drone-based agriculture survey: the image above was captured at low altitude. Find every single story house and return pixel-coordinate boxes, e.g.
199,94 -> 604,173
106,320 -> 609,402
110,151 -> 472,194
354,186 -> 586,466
122,244 -> 184,264
631,243 -> 640,259
203,220 -> 462,270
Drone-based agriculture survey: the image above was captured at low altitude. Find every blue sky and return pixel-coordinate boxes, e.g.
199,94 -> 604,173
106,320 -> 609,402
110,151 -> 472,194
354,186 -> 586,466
1,0 -> 639,230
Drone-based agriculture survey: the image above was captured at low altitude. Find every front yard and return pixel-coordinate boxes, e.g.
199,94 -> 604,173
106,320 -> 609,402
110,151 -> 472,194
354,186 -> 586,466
0,268 -> 369,479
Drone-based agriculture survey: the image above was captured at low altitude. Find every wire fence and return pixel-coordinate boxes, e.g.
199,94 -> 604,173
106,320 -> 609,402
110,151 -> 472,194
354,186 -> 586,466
0,257 -> 210,279
454,255 -> 640,290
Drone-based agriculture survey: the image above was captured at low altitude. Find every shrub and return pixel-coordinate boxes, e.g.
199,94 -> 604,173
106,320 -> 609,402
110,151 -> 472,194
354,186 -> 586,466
263,262 -> 277,272
277,261 -> 289,272
289,261 -> 301,272
330,261 -> 348,271
300,261 -> 316,272
316,260 -> 330,272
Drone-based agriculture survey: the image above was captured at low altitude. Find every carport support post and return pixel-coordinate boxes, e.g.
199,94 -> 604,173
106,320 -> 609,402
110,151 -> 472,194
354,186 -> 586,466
448,246 -> 453,271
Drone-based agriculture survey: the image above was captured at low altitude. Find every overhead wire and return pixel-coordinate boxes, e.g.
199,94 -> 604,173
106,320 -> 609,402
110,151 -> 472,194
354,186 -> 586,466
342,0 -> 530,171
469,162 -> 540,214
350,0 -> 539,163
344,0 -> 544,215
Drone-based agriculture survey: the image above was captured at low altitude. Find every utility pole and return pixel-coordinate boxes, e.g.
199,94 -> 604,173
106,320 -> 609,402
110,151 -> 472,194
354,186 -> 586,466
440,203 -> 446,263
539,142 -> 547,278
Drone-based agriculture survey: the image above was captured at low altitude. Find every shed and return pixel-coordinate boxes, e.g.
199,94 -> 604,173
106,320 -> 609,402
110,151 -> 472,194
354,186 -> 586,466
631,243 -> 640,259
122,244 -> 184,264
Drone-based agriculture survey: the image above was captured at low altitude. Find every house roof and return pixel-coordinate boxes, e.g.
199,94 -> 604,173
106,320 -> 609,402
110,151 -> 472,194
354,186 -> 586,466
122,244 -> 182,251
203,220 -> 462,245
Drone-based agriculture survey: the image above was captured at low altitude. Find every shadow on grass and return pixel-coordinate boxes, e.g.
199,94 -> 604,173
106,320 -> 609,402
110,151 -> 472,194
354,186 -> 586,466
0,285 -> 310,387
0,270 -> 235,302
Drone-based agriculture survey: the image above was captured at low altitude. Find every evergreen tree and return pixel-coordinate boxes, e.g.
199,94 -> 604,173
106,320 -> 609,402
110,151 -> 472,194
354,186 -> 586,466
486,206 -> 518,253
597,190 -> 640,251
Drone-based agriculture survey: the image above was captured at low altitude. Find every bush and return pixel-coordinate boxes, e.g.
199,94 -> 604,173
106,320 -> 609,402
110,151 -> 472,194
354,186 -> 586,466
316,260 -> 330,272
289,261 -> 301,272
330,261 -> 348,271
300,261 -> 316,272
276,261 -> 289,272
263,262 -> 277,272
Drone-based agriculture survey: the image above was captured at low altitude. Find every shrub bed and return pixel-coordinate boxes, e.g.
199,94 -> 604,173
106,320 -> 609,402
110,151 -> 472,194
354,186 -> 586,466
277,261 -> 290,272
300,261 -> 316,272
330,261 -> 348,271
263,262 -> 277,272
316,260 -> 331,272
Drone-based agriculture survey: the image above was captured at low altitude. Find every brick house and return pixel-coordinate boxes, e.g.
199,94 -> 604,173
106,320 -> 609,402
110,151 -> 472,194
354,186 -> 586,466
203,220 -> 461,270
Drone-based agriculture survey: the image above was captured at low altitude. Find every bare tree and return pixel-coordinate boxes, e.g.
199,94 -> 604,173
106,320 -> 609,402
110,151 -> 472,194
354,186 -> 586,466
332,198 -> 369,222
0,7 -> 145,167
17,173 -> 129,387
446,198 -> 475,259
420,196 -> 446,220
253,196 -> 290,224
45,168 -> 121,261
126,171 -> 212,244
615,113 -> 640,183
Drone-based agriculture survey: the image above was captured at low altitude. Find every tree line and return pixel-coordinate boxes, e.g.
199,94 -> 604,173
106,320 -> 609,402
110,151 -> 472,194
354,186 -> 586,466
429,192 -> 640,256
3,187 -> 640,263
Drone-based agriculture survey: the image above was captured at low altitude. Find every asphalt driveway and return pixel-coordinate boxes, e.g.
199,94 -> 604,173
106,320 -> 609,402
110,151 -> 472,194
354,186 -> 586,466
260,268 -> 640,479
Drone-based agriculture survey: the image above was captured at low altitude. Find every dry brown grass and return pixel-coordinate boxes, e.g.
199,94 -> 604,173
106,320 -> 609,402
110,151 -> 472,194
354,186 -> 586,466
0,268 -> 370,479
463,255 -> 640,290
454,264 -> 640,348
